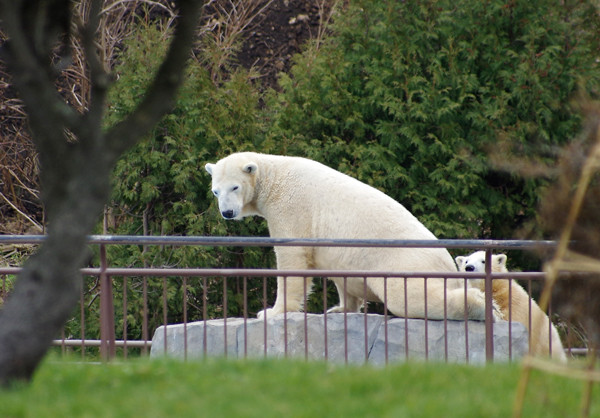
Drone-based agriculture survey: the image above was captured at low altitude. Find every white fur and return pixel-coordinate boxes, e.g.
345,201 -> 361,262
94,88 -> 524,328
455,251 -> 567,361
206,152 -> 497,321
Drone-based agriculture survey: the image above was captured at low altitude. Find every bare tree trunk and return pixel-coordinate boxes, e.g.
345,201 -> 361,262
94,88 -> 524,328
0,0 -> 204,385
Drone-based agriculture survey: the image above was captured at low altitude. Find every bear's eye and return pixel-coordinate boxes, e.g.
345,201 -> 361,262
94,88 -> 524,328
231,186 -> 239,192
212,190 -> 219,197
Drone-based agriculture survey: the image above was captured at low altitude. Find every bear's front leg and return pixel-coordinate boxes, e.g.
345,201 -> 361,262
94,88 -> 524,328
256,277 -> 312,319
256,246 -> 314,319
257,276 -> 312,319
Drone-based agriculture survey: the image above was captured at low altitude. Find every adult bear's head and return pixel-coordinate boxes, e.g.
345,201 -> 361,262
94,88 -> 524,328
205,153 -> 258,220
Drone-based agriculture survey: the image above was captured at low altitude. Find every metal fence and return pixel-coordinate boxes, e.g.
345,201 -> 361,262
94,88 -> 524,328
0,235 -> 587,363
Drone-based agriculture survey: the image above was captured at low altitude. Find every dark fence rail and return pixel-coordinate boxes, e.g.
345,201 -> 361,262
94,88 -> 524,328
0,234 -> 559,248
0,235 -> 585,363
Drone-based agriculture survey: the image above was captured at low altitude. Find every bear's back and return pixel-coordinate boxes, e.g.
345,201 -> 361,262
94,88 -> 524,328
259,154 -> 437,242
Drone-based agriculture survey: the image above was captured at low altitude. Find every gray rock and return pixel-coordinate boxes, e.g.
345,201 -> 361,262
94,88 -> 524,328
151,317 -> 246,358
369,317 -> 529,365
150,313 -> 528,364
240,312 -> 383,363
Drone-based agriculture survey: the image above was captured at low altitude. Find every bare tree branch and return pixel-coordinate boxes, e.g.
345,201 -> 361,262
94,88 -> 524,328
0,0 -> 205,385
78,0 -> 109,135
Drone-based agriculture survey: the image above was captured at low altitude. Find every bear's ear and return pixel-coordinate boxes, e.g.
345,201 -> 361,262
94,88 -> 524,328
205,163 -> 215,176
243,162 -> 258,174
495,254 -> 507,268
455,256 -> 465,269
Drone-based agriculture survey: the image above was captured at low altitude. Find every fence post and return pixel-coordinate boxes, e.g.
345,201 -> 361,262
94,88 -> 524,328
99,243 -> 116,360
484,249 -> 494,362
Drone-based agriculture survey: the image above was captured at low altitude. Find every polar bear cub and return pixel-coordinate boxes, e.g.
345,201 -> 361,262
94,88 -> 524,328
206,152 -> 498,322
455,251 -> 567,361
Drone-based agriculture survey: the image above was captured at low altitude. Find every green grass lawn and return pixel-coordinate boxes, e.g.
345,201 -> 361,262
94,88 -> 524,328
0,356 -> 595,417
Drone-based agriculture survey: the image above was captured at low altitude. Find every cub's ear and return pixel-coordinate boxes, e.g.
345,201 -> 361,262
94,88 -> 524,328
495,254 -> 507,268
205,163 -> 215,176
455,256 -> 465,270
243,162 -> 258,174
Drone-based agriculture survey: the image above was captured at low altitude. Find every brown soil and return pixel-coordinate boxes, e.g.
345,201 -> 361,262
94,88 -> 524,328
235,0 -> 325,90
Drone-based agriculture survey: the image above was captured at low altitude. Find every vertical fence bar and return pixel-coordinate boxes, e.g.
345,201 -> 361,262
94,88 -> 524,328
424,278 -> 428,361
548,296 -> 553,358
162,276 -> 168,356
383,276 -> 388,365
527,280 -> 533,355
243,276 -> 247,359
80,283 -> 85,359
99,243 -> 116,361
566,324 -> 572,356
363,277 -> 368,364
323,277 -> 328,361
142,277 -> 149,355
508,278 -> 513,362
262,276 -> 267,358
223,276 -> 228,358
404,277 -> 409,361
183,276 -> 188,361
484,249 -> 494,363
463,278 -> 469,363
443,277 -> 448,362
303,277 -> 308,360
60,329 -> 66,356
283,276 -> 287,358
203,277 -> 208,356
343,277 -> 348,365
122,277 -> 127,359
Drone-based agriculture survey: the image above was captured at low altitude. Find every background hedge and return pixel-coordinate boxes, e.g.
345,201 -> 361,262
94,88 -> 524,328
71,0 -> 600,343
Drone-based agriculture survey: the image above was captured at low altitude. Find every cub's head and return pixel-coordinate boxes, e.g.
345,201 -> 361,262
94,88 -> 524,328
455,251 -> 507,273
205,153 -> 258,220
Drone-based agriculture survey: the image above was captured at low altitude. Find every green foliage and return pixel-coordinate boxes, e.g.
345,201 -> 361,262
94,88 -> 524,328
76,1 -> 600,343
1,357 -> 598,417
271,0 -> 600,238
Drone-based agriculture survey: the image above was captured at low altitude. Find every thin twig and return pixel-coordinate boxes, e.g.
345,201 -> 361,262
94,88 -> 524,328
0,191 -> 43,232
6,168 -> 39,199
101,0 -> 176,17
520,355 -> 600,382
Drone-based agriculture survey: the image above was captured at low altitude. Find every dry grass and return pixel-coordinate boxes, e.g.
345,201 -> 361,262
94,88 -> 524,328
198,0 -> 276,83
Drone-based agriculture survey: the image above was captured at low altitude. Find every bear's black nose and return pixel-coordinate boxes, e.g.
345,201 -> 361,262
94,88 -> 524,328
221,210 -> 235,219
465,265 -> 475,272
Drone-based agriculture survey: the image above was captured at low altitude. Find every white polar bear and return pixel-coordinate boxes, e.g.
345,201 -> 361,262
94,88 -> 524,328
455,251 -> 567,361
205,152 -> 495,321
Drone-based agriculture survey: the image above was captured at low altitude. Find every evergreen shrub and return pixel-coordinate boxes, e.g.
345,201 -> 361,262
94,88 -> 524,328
271,0 -> 600,238
72,1 -> 600,345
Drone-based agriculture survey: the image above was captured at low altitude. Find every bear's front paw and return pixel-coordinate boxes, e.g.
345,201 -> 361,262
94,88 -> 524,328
257,308 -> 280,320
326,305 -> 345,313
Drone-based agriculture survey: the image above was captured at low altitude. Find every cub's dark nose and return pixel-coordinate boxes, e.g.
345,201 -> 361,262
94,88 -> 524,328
465,265 -> 475,272
221,210 -> 235,219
